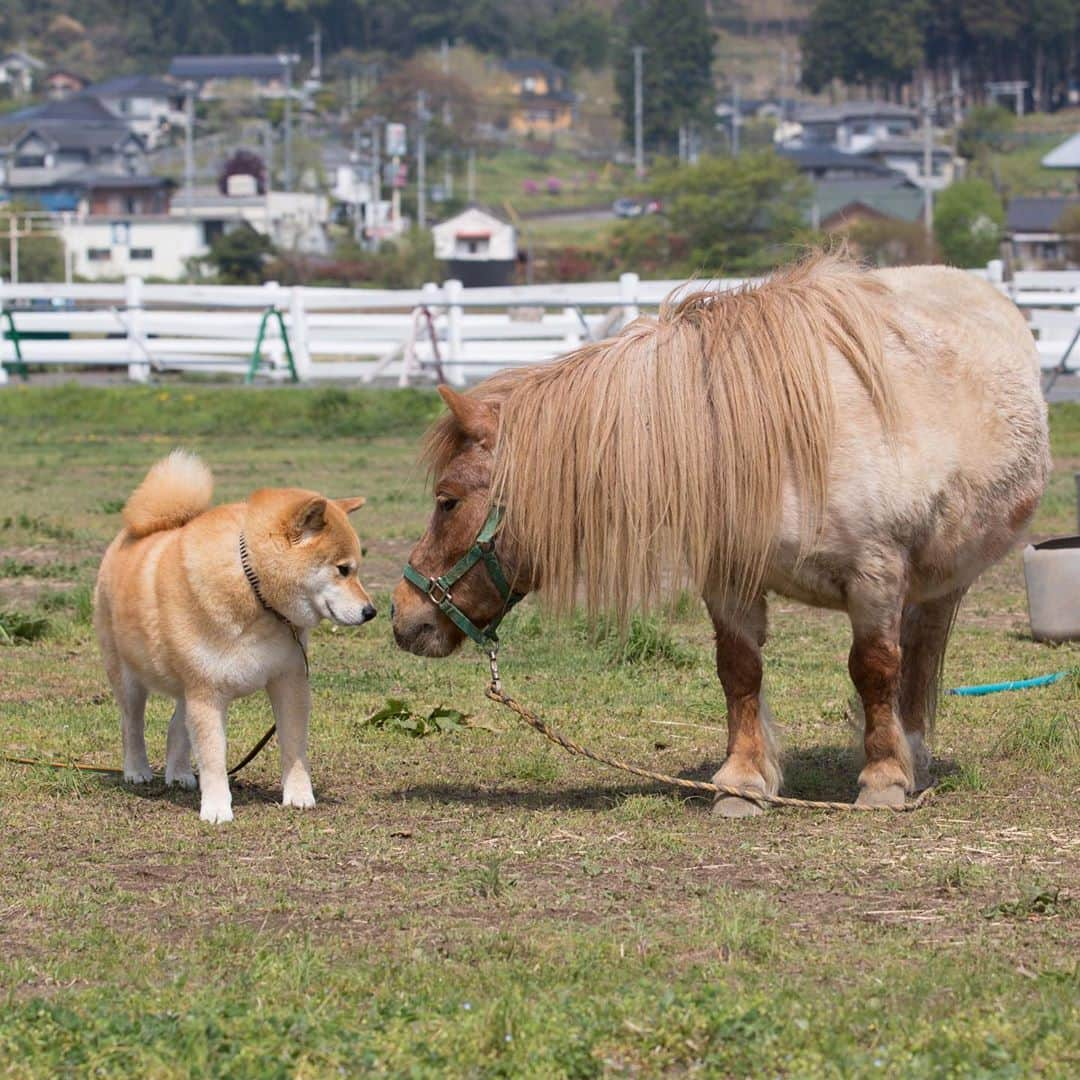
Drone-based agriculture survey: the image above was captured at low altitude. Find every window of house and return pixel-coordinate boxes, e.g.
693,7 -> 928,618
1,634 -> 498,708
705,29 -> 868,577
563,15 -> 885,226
15,155 -> 46,168
849,122 -> 870,135
87,248 -> 112,261
130,248 -> 153,260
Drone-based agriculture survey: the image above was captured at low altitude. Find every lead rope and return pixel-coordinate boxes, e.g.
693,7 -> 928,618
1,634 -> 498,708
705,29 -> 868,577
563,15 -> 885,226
484,650 -> 935,813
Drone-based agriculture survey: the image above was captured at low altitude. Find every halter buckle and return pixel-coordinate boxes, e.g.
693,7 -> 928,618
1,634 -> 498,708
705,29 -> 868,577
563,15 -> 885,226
427,581 -> 450,605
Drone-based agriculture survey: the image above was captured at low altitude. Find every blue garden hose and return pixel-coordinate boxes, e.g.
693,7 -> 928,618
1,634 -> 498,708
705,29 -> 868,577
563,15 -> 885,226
947,671 -> 1071,697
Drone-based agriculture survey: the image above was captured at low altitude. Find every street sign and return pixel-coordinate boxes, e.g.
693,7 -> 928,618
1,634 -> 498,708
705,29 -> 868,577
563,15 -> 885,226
385,122 -> 407,157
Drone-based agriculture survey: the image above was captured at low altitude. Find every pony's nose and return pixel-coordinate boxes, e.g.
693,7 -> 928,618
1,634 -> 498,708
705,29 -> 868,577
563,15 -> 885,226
361,604 -> 378,623
389,601 -> 396,620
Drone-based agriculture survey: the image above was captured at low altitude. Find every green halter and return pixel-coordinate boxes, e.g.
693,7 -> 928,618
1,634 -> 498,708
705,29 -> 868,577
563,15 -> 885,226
402,505 -> 525,647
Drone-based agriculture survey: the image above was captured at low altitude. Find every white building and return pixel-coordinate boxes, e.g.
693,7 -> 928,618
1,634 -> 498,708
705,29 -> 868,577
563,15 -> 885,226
169,185 -> 329,254
61,216 -> 207,280
432,206 -> 517,286
790,102 -> 918,152
0,51 -> 44,99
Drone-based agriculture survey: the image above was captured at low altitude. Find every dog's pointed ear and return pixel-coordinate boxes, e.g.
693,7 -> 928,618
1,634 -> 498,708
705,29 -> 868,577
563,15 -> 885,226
438,385 -> 498,448
335,496 -> 366,515
289,495 -> 327,541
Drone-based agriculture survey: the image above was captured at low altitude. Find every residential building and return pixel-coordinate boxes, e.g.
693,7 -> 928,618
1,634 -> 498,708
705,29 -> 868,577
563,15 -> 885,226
169,186 -> 329,255
500,58 -> 575,135
1006,196 -> 1080,269
60,216 -> 207,280
44,71 -> 89,101
777,144 -> 898,182
84,75 -> 187,148
855,137 -> 957,192
1042,132 -> 1080,182
168,55 -> 291,99
0,97 -> 151,211
791,102 -> 918,152
0,51 -> 44,99
810,177 -> 925,231
432,206 -> 516,286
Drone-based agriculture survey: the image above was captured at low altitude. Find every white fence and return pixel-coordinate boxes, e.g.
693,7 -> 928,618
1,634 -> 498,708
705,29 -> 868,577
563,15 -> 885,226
1,264 -> 1078,387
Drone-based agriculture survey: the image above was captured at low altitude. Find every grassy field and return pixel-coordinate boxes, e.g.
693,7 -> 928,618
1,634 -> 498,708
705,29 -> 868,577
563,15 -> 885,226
0,386 -> 1077,1078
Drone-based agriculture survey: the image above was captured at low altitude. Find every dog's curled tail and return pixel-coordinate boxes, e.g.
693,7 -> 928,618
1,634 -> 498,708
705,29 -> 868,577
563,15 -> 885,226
123,450 -> 214,538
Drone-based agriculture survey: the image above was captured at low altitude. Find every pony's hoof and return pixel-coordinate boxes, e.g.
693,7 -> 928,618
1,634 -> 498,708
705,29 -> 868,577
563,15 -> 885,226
855,783 -> 906,809
713,795 -> 766,818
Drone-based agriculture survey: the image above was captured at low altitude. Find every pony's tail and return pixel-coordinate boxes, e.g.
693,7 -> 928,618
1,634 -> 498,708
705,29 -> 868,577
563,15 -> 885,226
123,450 -> 214,538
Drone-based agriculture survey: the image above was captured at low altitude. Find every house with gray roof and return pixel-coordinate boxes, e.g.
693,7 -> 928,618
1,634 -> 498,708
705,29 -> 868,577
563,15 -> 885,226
1006,196 -> 1080,269
168,55 -> 291,98
0,97 -> 164,212
792,102 -> 918,152
85,75 -> 186,148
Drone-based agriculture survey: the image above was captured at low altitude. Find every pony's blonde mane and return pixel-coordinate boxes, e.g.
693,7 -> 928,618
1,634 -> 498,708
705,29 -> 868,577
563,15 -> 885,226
427,253 -> 901,620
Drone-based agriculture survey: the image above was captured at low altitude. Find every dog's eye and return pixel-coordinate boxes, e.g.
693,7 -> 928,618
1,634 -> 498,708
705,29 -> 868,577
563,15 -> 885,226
437,496 -> 459,512
337,564 -> 351,577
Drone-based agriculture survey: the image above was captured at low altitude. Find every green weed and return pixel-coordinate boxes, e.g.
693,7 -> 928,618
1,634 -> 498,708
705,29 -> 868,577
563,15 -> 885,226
357,698 -> 468,738
0,609 -> 50,644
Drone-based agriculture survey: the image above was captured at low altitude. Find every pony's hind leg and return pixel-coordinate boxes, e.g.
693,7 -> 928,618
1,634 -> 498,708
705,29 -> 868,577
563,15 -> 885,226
848,577 -> 912,808
899,589 -> 966,791
706,595 -> 782,818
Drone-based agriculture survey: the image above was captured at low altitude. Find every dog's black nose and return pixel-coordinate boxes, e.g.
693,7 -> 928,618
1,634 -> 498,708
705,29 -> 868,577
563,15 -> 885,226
362,604 -> 377,622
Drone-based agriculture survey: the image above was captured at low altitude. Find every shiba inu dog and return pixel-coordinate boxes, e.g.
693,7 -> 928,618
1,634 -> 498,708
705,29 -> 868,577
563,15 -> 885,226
94,451 -> 376,823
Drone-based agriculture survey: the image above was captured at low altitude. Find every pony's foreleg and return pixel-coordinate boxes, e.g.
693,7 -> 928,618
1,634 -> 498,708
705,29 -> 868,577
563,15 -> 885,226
848,584 -> 912,808
706,595 -> 782,818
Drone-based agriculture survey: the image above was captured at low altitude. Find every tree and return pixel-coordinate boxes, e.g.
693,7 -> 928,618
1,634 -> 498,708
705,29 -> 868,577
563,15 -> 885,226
202,225 -> 274,284
933,179 -> 1004,267
219,149 -> 267,196
614,0 -> 715,155
801,0 -> 926,93
643,152 -> 812,273
957,104 -> 1015,161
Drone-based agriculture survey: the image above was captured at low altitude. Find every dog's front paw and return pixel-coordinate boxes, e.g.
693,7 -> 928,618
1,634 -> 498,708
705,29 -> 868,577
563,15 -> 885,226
123,765 -> 156,784
199,797 -> 234,824
282,785 -> 316,810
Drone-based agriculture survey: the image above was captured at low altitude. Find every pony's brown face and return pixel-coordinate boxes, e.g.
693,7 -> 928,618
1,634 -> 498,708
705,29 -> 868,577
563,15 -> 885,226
392,387 -> 527,657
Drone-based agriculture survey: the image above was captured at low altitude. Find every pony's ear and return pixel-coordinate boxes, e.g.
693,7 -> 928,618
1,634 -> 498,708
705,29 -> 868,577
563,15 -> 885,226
335,496 -> 366,515
289,495 -> 327,541
438,385 -> 498,448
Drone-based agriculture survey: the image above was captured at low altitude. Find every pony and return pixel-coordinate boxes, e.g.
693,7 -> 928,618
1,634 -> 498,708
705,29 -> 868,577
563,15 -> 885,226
392,254 -> 1050,814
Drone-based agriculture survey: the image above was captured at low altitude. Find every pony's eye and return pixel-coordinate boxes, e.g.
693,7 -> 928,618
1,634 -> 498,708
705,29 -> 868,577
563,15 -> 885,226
437,496 -> 459,512
337,564 -> 351,577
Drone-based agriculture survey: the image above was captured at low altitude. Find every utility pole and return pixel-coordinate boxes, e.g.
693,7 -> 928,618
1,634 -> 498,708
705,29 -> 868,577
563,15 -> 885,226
466,148 -> 476,203
310,25 -> 322,82
279,51 -> 299,192
184,82 -> 196,217
416,90 -> 427,230
731,82 -> 740,156
8,213 -> 18,286
632,45 -> 645,180
262,121 -> 273,231
922,71 -> 934,235
370,117 -> 382,239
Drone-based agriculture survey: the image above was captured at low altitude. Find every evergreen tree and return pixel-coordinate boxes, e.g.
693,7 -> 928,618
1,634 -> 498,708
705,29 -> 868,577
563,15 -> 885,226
614,0 -> 715,155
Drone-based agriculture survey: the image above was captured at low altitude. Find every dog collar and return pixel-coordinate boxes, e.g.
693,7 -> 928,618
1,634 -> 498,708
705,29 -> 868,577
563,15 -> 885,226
239,531 -> 309,676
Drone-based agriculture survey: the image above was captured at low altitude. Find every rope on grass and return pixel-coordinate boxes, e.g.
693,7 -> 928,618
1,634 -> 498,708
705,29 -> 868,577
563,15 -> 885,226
1,723 -> 277,779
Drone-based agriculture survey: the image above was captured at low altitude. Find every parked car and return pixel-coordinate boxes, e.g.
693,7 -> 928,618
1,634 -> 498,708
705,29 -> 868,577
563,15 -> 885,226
612,197 -> 643,218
